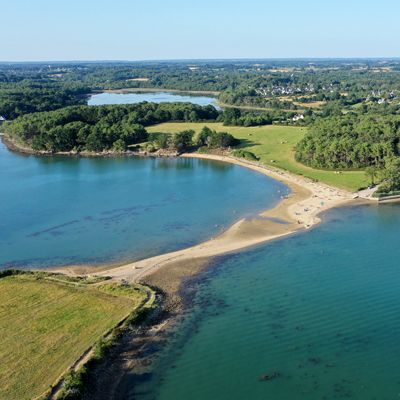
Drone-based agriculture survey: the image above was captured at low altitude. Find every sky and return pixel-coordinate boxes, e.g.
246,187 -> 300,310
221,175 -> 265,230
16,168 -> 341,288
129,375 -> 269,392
1,0 -> 400,61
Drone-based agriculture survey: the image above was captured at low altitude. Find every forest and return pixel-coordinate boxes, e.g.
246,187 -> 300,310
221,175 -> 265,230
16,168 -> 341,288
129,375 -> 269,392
4,102 -> 220,152
0,85 -> 89,119
2,60 -> 400,192
3,59 -> 400,119
295,104 -> 400,193
295,106 -> 400,170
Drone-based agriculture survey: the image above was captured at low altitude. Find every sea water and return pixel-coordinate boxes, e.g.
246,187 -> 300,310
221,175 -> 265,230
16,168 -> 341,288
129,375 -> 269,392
0,143 -> 287,268
132,204 -> 400,400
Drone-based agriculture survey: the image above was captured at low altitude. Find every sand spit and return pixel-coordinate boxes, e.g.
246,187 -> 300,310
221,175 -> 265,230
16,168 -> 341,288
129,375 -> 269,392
90,154 -> 355,284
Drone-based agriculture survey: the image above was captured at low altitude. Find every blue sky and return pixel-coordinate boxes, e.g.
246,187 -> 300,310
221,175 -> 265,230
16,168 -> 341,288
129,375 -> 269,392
2,0 -> 400,61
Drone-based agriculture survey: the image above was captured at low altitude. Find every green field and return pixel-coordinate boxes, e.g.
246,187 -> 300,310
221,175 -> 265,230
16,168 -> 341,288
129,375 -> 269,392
0,273 -> 146,400
148,122 -> 368,191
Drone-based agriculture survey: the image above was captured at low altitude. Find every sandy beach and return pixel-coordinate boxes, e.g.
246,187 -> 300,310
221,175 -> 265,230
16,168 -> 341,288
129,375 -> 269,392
46,153 -> 358,399
73,154 -> 356,286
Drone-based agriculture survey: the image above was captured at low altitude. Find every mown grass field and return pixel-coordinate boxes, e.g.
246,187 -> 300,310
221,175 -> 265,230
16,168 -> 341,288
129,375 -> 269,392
148,122 -> 368,191
0,274 -> 146,400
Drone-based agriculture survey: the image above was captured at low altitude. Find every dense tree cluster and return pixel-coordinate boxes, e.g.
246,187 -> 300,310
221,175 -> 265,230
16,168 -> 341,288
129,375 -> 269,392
147,126 -> 237,153
196,126 -> 238,148
4,60 -> 400,114
378,157 -> 400,193
3,60 -> 400,192
4,103 -> 219,152
221,107 -> 295,126
0,86 -> 89,119
295,110 -> 400,169
219,89 -> 298,110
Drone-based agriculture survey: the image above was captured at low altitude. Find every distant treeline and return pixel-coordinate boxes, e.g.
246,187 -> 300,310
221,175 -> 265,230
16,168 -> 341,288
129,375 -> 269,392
4,60 -> 400,119
219,89 -> 298,110
0,85 -> 89,119
221,107 -> 298,126
4,102 -> 219,152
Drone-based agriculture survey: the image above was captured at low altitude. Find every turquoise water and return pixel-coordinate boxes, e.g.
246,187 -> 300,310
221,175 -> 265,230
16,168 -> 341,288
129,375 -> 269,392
0,142 -> 287,268
133,204 -> 400,400
88,91 -> 220,109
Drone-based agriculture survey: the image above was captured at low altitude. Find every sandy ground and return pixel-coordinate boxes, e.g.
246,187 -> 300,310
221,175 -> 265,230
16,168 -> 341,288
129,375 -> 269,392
45,154 -> 368,399
77,154 -> 356,285
48,154 -> 357,398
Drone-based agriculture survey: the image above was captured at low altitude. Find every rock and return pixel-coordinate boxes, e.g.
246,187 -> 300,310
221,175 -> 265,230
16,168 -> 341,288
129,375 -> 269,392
259,372 -> 281,381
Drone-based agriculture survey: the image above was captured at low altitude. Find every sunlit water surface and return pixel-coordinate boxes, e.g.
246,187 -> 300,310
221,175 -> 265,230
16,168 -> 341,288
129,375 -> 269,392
88,91 -> 220,109
132,204 -> 400,400
0,142 -> 287,268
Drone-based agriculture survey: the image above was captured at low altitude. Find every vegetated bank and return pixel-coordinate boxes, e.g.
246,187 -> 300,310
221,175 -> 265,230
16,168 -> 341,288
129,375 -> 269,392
4,99 -> 400,193
295,104 -> 400,195
2,102 -> 219,154
0,269 -> 156,400
147,122 -> 368,191
1,101 -> 365,191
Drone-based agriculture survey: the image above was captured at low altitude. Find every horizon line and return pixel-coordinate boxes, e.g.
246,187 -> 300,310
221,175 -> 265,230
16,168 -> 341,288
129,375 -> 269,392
1,57 -> 400,64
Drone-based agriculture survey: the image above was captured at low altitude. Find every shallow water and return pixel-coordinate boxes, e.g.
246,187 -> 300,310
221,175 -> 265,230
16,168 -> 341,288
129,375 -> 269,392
0,143 -> 287,268
132,204 -> 400,400
88,91 -> 220,109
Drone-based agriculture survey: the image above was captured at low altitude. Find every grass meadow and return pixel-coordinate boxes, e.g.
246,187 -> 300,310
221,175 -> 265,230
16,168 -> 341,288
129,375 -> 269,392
0,274 -> 146,400
147,122 -> 368,191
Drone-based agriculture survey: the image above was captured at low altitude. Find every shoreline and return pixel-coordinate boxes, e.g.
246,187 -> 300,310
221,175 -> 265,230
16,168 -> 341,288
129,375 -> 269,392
1,134 -> 179,158
95,88 -> 302,112
59,154 -> 356,398
3,142 -> 361,398
2,135 -> 357,285
101,87 -> 221,97
65,153 -> 355,285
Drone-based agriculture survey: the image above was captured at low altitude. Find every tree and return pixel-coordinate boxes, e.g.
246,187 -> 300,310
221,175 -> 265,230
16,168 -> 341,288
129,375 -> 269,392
222,108 -> 241,125
379,157 -> 400,193
365,166 -> 378,185
208,131 -> 237,148
112,139 -> 127,152
120,124 -> 148,145
172,130 -> 194,152
4,102 -> 218,153
197,126 -> 213,147
148,132 -> 170,149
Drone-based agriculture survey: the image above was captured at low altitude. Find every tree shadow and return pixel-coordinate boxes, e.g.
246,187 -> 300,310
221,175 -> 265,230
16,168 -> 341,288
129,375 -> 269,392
235,138 -> 261,148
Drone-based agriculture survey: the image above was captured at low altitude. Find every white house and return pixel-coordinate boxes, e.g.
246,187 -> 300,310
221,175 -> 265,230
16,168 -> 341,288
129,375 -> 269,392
292,114 -> 305,122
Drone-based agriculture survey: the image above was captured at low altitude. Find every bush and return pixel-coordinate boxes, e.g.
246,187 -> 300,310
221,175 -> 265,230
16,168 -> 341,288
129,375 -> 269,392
57,370 -> 87,400
112,139 -> 127,152
172,130 -> 195,151
373,190 -> 400,198
232,149 -> 259,161
148,132 -> 171,149
196,126 -> 237,148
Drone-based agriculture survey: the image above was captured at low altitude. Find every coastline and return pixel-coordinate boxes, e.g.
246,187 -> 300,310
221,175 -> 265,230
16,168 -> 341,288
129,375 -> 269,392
1,134 -> 179,158
74,153 -> 355,286
102,87 -> 221,96
2,139 -> 359,398
1,134 -> 356,284
60,153 -> 356,398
